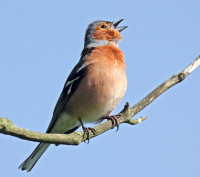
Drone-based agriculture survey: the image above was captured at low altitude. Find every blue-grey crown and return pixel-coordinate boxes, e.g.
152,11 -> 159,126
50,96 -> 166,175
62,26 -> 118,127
84,20 -> 111,48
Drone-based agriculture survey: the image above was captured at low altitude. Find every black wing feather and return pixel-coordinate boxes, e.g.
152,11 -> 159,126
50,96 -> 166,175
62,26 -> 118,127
46,47 -> 95,133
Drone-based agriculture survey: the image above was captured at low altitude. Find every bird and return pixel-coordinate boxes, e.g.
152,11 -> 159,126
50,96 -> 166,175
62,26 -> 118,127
19,19 -> 128,172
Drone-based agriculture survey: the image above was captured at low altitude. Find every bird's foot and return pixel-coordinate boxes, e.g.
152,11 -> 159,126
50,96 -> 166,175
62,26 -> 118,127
104,114 -> 121,131
79,119 -> 96,143
83,127 -> 96,143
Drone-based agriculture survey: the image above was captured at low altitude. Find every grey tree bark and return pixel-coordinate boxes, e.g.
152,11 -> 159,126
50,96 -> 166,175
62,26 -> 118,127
0,56 -> 200,145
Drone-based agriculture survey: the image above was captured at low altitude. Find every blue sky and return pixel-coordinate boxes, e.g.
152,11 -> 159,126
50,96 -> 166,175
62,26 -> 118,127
0,0 -> 200,177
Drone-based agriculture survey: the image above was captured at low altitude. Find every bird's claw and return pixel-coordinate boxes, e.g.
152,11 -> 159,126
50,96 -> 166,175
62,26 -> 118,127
104,114 -> 121,131
79,118 -> 96,143
82,127 -> 96,143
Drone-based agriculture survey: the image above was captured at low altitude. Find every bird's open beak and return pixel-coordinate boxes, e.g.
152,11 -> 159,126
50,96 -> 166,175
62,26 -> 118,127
112,19 -> 128,32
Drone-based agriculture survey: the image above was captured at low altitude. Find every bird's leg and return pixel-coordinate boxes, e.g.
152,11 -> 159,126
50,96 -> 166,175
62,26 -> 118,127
79,118 -> 96,143
103,114 -> 122,131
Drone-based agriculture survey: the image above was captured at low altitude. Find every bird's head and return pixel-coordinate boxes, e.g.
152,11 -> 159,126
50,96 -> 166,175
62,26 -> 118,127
84,19 -> 127,48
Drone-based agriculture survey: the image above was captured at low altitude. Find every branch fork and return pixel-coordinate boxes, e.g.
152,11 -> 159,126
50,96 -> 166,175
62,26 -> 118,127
0,55 -> 200,145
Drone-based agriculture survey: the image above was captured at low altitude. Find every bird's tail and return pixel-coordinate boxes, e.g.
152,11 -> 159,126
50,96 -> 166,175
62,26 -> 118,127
19,143 -> 50,172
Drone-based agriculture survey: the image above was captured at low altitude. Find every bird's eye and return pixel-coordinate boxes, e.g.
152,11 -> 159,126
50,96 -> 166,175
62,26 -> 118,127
101,25 -> 107,29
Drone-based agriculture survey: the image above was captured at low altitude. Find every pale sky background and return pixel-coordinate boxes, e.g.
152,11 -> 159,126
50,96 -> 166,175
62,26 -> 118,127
0,0 -> 200,177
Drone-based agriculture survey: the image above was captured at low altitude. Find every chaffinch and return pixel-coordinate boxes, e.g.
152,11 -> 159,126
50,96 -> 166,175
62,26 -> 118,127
19,19 -> 127,172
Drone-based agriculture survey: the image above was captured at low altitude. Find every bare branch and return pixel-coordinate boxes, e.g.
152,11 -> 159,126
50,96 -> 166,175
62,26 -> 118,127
0,55 -> 200,145
129,55 -> 200,117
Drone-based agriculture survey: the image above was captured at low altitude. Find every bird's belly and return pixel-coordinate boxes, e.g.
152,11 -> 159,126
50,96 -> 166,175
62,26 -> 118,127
65,65 -> 127,123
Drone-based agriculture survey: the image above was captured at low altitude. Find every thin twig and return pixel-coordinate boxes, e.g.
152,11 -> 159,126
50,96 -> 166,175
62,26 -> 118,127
0,56 -> 200,145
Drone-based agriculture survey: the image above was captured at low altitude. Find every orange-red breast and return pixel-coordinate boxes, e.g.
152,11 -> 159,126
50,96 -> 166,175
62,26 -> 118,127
19,19 -> 127,172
